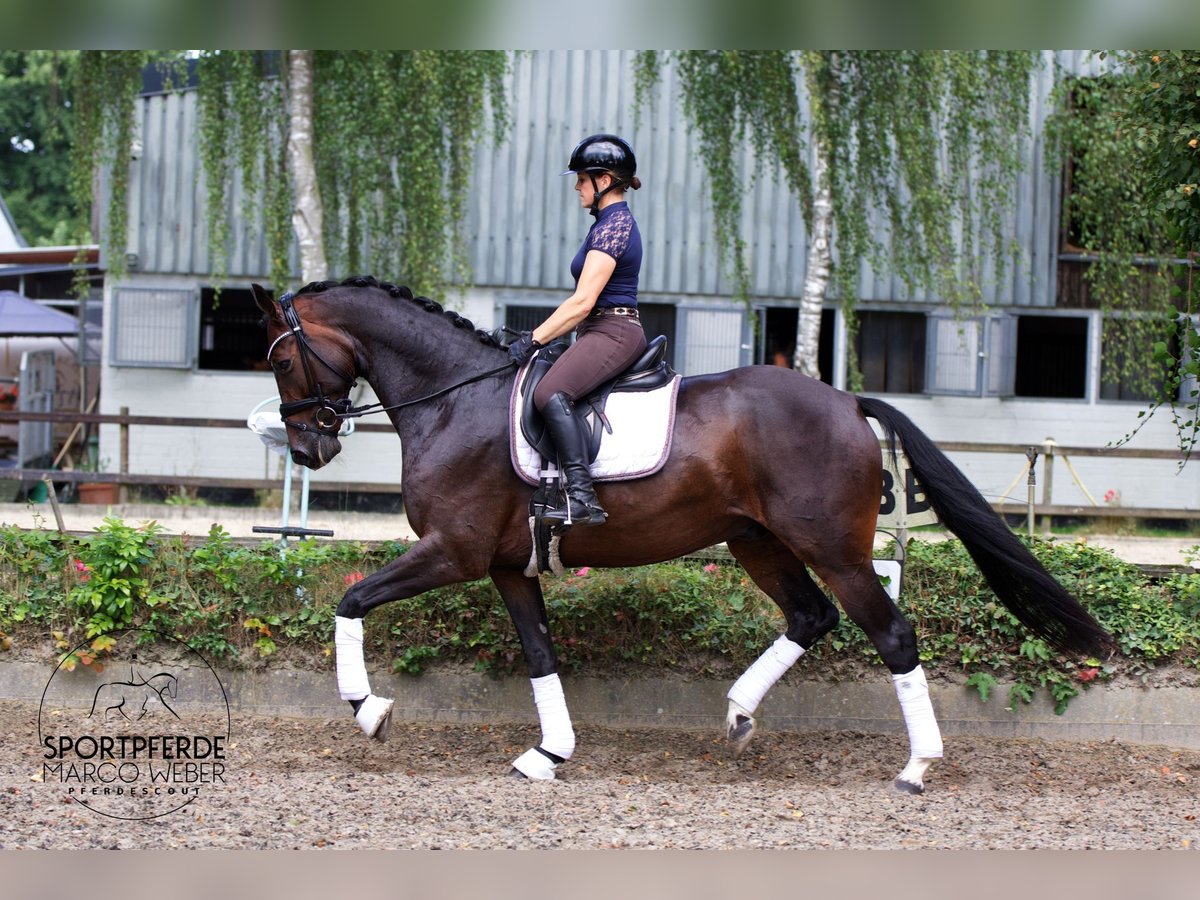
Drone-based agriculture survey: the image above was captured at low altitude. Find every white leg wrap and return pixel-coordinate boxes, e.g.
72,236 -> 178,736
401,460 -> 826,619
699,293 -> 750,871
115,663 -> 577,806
892,665 -> 943,759
531,673 -> 575,760
335,616 -> 370,701
726,635 -> 805,714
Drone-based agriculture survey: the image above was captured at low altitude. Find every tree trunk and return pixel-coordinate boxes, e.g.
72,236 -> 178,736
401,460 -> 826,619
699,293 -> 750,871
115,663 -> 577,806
796,146 -> 832,380
793,51 -> 838,380
287,50 -> 327,283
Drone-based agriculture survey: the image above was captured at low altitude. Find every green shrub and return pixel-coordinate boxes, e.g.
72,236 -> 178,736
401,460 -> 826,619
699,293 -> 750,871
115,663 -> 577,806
1,520 -> 1197,713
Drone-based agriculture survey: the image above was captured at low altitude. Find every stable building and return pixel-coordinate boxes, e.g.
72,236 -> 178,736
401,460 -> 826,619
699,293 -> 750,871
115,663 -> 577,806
98,51 -> 1198,515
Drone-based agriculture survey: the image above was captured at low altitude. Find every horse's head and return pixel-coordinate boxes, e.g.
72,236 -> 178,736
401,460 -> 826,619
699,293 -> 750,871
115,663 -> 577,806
253,283 -> 358,470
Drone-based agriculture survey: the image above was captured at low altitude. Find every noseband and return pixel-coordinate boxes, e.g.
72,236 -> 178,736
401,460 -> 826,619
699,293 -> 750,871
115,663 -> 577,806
268,292 -> 358,434
267,291 -> 517,435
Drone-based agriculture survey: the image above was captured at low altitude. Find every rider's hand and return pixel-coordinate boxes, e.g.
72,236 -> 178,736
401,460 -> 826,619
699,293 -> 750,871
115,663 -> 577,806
508,332 -> 542,366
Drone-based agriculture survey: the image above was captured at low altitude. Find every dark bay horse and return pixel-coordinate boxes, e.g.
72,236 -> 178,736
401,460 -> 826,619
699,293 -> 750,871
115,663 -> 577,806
252,276 -> 1112,793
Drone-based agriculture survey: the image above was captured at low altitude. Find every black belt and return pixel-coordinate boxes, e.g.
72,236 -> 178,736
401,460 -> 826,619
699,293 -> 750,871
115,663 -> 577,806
589,306 -> 639,319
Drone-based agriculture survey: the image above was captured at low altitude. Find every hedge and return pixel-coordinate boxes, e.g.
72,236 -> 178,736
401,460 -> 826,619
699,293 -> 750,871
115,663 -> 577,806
1,518 -> 1197,713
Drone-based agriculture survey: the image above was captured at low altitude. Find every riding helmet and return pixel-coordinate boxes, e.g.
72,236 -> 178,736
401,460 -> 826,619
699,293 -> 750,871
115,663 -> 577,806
562,133 -> 636,180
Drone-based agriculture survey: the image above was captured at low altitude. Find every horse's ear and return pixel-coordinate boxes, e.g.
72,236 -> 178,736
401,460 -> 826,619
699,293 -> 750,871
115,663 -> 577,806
251,283 -> 279,320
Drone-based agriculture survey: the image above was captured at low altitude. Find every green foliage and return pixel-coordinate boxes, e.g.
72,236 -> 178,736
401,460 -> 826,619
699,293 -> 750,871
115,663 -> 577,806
73,51 -> 510,300
70,52 -> 153,288
68,516 -> 163,637
1,521 -> 1198,716
0,51 -> 77,245
635,51 -> 1038,384
1046,51 -> 1200,461
312,51 -> 511,296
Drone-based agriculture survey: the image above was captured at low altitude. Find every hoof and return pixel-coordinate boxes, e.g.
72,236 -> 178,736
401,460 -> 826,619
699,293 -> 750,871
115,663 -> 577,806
725,702 -> 756,757
728,715 -> 756,757
354,694 -> 394,741
893,777 -> 924,795
511,747 -> 558,781
893,756 -> 936,794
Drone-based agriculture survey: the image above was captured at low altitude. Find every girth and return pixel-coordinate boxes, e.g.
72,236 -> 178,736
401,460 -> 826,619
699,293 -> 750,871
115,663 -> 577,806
519,334 -> 674,463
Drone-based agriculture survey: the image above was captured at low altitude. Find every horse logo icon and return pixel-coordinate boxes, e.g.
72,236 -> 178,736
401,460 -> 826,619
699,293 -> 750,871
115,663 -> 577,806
87,656 -> 182,723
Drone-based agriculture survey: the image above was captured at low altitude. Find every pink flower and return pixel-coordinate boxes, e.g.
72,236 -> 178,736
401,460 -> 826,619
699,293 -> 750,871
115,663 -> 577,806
703,563 -> 719,574
73,559 -> 91,581
343,571 -> 364,586
574,567 -> 590,577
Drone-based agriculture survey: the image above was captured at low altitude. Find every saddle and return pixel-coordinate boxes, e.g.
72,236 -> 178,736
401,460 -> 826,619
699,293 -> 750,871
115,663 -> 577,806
519,334 -> 674,462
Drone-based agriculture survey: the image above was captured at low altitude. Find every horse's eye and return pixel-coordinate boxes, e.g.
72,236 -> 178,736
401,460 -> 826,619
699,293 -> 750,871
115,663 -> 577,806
275,358 -> 293,374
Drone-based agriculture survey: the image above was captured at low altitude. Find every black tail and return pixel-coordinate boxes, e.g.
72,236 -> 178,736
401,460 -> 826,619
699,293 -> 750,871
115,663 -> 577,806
857,396 -> 1113,658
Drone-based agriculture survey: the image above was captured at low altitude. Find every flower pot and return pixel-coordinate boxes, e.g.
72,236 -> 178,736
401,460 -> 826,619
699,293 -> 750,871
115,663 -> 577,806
77,482 -> 120,505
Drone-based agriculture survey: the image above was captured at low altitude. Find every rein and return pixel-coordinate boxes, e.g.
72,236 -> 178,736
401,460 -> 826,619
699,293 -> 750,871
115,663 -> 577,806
269,291 -> 515,433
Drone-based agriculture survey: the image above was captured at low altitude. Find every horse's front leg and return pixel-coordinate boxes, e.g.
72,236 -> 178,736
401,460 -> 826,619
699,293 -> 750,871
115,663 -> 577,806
490,566 -> 575,781
334,535 -> 490,741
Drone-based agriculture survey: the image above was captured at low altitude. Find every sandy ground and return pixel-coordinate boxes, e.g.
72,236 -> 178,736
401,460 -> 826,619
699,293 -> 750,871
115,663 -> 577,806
3,699 -> 1198,850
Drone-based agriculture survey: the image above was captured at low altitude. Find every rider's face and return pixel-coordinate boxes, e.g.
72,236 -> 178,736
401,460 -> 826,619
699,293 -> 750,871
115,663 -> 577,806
574,171 -> 611,208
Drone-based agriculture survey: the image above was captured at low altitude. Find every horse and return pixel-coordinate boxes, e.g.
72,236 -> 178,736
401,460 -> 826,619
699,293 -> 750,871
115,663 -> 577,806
252,275 -> 1113,794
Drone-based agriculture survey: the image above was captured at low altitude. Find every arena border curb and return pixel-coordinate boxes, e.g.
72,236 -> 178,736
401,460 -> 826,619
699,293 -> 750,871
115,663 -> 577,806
4,660 -> 1197,750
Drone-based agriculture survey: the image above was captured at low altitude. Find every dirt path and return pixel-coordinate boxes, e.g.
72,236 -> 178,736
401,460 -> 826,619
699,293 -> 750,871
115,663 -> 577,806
2,700 -> 1197,850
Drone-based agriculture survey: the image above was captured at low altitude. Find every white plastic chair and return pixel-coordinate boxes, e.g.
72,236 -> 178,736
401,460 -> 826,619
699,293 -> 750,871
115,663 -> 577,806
247,396 -> 355,539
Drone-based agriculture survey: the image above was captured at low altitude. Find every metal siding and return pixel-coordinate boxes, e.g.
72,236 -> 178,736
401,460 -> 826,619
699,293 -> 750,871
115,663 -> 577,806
126,51 -> 1099,309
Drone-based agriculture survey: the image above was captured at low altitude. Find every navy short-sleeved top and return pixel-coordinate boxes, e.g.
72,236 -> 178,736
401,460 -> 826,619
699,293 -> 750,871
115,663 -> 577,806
570,201 -> 641,309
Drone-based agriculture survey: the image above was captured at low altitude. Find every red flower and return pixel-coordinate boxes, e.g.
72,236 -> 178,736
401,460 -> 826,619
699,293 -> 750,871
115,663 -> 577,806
1077,667 -> 1100,683
703,563 -> 719,574
574,567 -> 590,577
343,571 -> 364,586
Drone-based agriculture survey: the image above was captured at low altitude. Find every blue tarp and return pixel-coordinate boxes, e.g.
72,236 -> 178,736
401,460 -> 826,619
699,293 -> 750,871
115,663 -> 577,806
0,290 -> 79,337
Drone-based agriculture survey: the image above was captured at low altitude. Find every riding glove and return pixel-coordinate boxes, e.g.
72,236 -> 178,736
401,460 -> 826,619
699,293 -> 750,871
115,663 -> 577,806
508,332 -> 542,366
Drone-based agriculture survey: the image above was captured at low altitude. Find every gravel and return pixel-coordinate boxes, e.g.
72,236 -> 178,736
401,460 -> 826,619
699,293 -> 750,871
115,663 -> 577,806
3,699 -> 1197,849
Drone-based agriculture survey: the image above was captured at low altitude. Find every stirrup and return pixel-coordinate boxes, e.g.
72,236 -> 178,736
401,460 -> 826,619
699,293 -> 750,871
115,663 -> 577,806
543,498 -> 607,526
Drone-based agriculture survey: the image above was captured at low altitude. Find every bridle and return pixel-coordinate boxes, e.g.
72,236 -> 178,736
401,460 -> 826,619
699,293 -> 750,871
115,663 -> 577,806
268,292 -> 359,434
267,291 -> 516,435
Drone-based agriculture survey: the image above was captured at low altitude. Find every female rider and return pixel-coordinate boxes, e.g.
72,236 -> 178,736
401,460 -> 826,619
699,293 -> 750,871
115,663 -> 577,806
508,133 -> 647,526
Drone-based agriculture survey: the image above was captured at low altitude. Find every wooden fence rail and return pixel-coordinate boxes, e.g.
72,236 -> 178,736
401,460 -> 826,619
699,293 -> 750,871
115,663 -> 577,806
0,409 -> 1194,517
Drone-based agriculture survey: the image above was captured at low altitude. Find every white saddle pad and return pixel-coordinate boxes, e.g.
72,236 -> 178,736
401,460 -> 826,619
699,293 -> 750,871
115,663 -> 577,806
509,367 -> 682,486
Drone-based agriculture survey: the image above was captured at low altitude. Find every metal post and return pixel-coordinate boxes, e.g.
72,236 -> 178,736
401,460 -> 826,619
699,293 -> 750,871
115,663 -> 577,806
299,467 -> 311,529
1025,446 -> 1038,538
1040,439 -> 1055,537
119,406 -> 129,504
281,454 -> 294,544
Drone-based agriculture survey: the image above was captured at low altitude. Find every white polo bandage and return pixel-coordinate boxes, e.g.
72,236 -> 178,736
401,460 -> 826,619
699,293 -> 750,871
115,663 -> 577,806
335,615 -> 370,701
726,635 -> 805,714
531,673 -> 575,760
892,665 -> 943,759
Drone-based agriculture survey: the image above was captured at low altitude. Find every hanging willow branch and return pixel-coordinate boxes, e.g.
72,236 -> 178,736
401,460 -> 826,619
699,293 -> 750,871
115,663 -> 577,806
69,51 -> 510,299
636,51 -> 1037,383
69,51 -> 149,290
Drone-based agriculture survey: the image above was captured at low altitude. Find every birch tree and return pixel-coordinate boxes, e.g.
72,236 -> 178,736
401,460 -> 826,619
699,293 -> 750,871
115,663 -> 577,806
72,51 -> 510,297
636,51 -> 1037,384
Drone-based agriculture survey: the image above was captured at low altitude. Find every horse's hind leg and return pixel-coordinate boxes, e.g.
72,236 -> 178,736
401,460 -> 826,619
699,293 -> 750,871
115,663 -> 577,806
814,558 -> 943,794
723,529 -> 841,756
490,567 -> 575,781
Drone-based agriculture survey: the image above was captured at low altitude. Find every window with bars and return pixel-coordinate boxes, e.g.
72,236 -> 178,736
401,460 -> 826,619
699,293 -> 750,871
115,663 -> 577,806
110,287 -> 197,369
924,312 -> 1016,397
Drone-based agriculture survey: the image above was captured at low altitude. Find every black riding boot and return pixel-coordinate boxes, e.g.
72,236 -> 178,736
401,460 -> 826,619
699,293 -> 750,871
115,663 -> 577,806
541,392 -> 607,526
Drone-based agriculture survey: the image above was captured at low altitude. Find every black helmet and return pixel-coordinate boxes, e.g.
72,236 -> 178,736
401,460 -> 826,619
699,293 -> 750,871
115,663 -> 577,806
562,133 -> 636,180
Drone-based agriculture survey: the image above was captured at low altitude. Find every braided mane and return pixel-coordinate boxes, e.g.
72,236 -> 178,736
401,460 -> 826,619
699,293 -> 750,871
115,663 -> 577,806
294,275 -> 505,349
